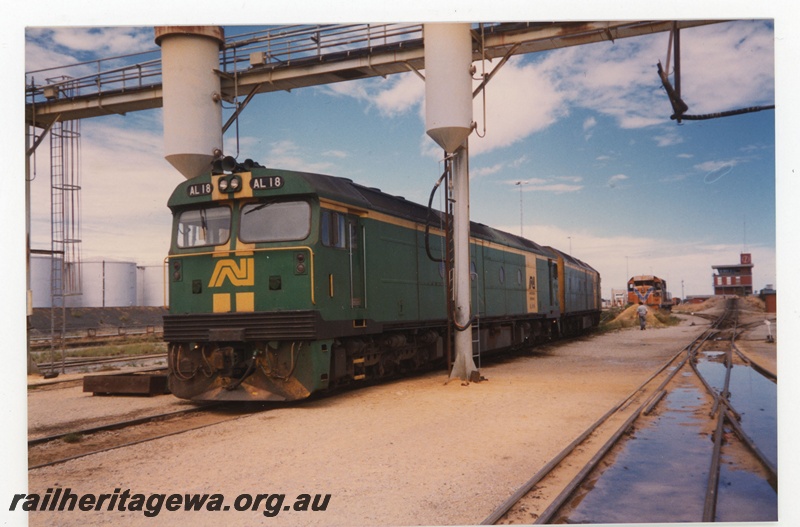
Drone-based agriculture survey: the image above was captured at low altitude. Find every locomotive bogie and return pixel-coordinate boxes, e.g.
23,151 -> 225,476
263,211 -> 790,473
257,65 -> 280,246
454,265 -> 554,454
167,339 -> 333,401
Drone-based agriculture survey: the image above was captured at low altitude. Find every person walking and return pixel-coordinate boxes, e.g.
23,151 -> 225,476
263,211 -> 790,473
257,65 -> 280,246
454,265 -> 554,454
637,302 -> 648,330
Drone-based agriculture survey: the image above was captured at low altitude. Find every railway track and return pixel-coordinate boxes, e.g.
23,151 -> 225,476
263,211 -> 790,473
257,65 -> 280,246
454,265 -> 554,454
35,353 -> 168,375
28,402 -> 277,470
484,298 -> 777,524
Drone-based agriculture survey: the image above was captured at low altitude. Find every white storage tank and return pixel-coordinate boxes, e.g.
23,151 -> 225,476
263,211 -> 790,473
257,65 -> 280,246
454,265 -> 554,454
424,23 -> 474,153
81,260 -> 137,307
155,26 -> 225,179
30,255 -> 54,308
30,255 -> 82,308
137,264 -> 168,307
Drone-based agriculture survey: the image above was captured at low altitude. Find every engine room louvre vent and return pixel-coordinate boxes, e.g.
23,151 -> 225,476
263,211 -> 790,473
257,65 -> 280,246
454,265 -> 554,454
164,311 -> 318,341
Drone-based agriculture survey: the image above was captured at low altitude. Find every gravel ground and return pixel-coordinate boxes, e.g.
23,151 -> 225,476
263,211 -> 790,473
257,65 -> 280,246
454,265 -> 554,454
28,372 -> 190,441
23,308 -> 776,526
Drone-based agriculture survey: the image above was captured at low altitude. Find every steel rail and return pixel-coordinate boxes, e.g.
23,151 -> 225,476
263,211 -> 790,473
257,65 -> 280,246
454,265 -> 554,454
34,353 -> 167,372
690,299 -> 778,487
26,401 -> 285,471
28,411 -> 243,471
533,354 -> 691,525
481,353 -> 682,524
483,306 -> 736,525
482,329 -> 711,525
538,307 -> 734,524
28,403 -> 220,447
732,342 -> 777,383
703,305 -> 734,522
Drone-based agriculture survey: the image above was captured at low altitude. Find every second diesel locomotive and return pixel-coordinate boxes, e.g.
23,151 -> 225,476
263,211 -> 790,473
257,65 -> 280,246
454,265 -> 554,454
164,163 -> 601,401
627,275 -> 672,308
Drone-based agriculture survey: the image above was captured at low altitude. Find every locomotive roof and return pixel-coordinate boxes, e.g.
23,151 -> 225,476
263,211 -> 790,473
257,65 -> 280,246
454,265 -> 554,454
306,171 -> 556,258
545,246 -> 599,274
168,167 -> 558,258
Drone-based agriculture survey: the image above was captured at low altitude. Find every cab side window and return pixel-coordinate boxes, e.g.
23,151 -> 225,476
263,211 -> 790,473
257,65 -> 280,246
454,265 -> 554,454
321,210 -> 347,249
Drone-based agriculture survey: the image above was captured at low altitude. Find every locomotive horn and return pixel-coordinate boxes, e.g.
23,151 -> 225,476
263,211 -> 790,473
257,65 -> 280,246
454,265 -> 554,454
221,156 -> 238,172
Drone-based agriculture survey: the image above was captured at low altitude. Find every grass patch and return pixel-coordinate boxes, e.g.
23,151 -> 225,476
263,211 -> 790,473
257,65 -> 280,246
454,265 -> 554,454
62,433 -> 83,444
653,310 -> 682,326
32,341 -> 167,364
599,318 -> 634,332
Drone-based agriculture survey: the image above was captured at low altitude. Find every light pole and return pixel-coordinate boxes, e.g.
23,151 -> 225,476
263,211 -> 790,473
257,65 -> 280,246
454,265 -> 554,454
516,181 -> 524,237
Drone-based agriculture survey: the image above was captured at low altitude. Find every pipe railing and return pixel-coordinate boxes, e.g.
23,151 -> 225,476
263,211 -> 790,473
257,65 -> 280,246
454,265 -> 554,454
25,23 -> 429,105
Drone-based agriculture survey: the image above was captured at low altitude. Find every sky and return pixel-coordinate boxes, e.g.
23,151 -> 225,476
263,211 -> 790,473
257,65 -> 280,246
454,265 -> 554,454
4,2 -> 800,525
18,17 -> 783,303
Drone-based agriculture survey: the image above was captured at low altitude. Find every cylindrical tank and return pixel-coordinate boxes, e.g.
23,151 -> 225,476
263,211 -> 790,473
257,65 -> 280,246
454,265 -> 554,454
137,264 -> 168,307
30,255 -> 81,308
30,255 -> 54,308
81,260 -> 137,307
424,23 -> 473,153
155,26 -> 225,179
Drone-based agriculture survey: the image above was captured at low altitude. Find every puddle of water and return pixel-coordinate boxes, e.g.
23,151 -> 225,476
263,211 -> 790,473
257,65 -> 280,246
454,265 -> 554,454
559,363 -> 778,524
716,449 -> 778,522
694,352 -> 777,467
559,384 -> 713,524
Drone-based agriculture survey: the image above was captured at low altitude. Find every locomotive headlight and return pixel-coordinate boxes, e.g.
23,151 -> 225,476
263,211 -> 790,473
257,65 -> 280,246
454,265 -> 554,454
172,259 -> 182,282
295,252 -> 307,275
229,176 -> 241,191
218,178 -> 229,192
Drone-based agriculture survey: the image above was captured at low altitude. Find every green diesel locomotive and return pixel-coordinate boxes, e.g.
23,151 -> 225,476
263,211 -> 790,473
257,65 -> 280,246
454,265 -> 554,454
164,162 -> 601,401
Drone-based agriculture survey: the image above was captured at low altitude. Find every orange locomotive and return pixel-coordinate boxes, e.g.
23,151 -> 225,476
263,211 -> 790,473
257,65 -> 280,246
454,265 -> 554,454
627,275 -> 672,308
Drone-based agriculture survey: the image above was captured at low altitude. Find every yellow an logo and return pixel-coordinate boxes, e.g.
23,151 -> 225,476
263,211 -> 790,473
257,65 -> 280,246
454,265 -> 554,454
209,258 -> 255,287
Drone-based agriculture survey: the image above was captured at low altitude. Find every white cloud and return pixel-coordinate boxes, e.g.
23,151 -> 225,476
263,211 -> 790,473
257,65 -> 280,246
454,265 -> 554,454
263,140 -> 337,173
473,155 -> 530,179
323,72 -> 424,118
534,183 -> 583,193
583,116 -> 597,139
653,130 -> 684,147
373,73 -> 425,117
514,177 -> 582,194
31,27 -> 155,56
607,174 -> 628,187
472,163 -> 505,178
694,158 -> 741,184
695,159 -> 739,173
678,21 -> 774,115
469,57 -> 569,155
